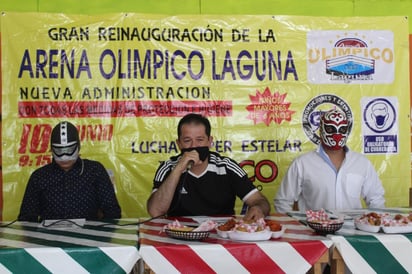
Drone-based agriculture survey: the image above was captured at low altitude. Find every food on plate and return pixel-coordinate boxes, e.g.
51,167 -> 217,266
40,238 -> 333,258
355,212 -> 386,234
265,220 -> 282,232
306,208 -> 344,225
357,212 -> 386,226
164,219 -> 216,232
216,218 -> 285,240
170,226 -> 194,232
217,218 -> 282,233
194,220 -> 217,231
305,209 -> 344,235
164,220 -> 194,232
365,212 -> 382,226
217,218 -> 236,231
394,214 -> 403,221
381,214 -> 412,227
355,212 -> 412,233
235,219 -> 267,233
354,219 -> 381,233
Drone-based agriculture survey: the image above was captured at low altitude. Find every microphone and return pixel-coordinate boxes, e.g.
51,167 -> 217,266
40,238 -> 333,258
187,160 -> 194,171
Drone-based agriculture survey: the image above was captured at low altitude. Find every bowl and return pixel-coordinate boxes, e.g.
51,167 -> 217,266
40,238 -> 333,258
271,226 -> 286,239
354,218 -> 381,233
165,228 -> 210,241
307,221 -> 344,235
227,229 -> 272,241
216,227 -> 230,238
381,225 -> 412,234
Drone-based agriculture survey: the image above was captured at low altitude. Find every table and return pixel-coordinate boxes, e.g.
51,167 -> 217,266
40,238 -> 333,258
331,208 -> 412,274
139,214 -> 332,274
331,234 -> 412,274
0,219 -> 141,273
291,208 -> 412,274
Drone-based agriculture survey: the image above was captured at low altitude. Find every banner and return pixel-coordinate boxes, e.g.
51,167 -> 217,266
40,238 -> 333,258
1,12 -> 410,220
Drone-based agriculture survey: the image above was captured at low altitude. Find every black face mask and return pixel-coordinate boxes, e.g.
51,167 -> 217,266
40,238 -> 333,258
181,146 -> 210,161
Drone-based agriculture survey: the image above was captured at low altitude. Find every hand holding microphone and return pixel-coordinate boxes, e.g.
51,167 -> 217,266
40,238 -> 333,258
181,149 -> 199,172
187,160 -> 194,171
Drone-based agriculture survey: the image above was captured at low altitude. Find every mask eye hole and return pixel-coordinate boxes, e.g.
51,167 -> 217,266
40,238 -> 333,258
339,126 -> 348,134
52,143 -> 78,157
324,125 -> 337,134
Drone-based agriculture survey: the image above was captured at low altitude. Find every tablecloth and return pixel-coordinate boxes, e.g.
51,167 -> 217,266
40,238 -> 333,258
139,214 -> 332,274
0,219 -> 140,274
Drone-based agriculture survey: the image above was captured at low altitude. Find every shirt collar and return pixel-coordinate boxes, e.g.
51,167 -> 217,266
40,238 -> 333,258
317,145 -> 348,173
51,157 -> 82,171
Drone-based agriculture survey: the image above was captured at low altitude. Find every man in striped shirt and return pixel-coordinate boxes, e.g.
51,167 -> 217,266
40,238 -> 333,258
147,113 -> 270,221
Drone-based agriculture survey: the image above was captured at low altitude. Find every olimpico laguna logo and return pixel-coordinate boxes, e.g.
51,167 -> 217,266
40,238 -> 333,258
302,94 -> 353,145
307,30 -> 394,84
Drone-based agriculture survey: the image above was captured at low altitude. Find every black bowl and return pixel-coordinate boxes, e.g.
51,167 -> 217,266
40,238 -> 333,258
307,221 -> 343,235
165,228 -> 210,241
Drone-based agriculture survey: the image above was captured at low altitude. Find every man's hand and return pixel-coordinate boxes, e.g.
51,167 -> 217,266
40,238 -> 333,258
243,205 -> 265,222
243,192 -> 271,221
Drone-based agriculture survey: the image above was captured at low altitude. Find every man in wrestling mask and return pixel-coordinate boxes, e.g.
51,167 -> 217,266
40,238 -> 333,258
18,121 -> 121,222
274,109 -> 385,213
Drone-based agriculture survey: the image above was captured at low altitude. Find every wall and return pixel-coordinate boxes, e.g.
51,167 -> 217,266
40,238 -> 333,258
1,0 -> 411,218
1,0 -> 412,24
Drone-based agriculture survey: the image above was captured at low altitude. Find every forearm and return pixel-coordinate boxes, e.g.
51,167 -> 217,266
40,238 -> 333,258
147,168 -> 183,217
273,198 -> 294,214
102,201 -> 121,218
19,180 -> 40,221
97,170 -> 122,219
274,171 -> 298,213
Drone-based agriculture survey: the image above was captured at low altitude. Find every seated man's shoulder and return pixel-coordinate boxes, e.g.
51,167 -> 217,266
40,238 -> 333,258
81,159 -> 106,169
33,162 -> 54,173
293,150 -> 317,162
209,152 -> 248,176
210,151 -> 236,164
347,149 -> 372,162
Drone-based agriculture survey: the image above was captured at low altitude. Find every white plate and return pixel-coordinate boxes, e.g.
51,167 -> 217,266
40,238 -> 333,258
354,213 -> 412,234
354,219 -> 381,233
382,225 -> 412,234
216,228 -> 230,238
271,226 -> 286,239
228,229 -> 272,241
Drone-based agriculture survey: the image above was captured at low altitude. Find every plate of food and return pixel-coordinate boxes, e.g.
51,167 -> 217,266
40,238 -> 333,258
354,212 -> 412,234
164,219 -> 215,241
228,228 -> 272,241
306,209 -> 344,235
354,212 -> 385,233
165,228 -> 210,240
307,220 -> 344,235
354,220 -> 381,233
216,218 -> 284,241
265,220 -> 285,238
381,213 -> 412,234
381,225 -> 412,234
216,218 -> 236,239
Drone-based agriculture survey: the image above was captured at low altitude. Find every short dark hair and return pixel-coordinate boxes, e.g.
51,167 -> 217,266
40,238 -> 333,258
177,113 -> 211,138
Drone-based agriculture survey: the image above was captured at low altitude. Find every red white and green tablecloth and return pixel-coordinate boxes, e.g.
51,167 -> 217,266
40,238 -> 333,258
139,214 -> 332,274
0,220 -> 140,274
